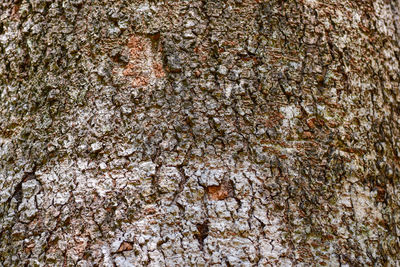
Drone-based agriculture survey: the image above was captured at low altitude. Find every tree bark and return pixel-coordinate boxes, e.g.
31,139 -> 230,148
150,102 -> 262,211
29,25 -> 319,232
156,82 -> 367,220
1,0 -> 400,266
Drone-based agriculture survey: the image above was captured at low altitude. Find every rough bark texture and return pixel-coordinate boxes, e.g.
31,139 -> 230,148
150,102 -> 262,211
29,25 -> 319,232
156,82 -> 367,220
1,0 -> 400,266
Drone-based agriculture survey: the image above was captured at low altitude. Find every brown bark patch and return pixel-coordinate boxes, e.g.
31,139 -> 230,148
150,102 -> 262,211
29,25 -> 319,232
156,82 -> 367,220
115,34 -> 165,88
11,3 -> 21,20
127,36 -> 145,55
117,241 -> 133,253
302,131 -> 313,139
153,62 -> 165,78
207,181 -> 233,200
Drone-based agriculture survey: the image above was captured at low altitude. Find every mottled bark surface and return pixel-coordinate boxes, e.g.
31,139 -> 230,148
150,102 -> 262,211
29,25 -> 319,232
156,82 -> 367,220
1,0 -> 400,266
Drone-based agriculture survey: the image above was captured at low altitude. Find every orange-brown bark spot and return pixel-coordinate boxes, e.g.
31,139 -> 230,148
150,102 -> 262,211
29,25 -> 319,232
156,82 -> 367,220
122,63 -> 138,77
117,241 -> 133,253
11,4 -> 20,20
303,131 -> 313,139
207,185 -> 229,200
153,62 -> 165,78
307,118 -> 316,128
131,76 -> 149,87
116,34 -> 165,88
207,182 -> 232,201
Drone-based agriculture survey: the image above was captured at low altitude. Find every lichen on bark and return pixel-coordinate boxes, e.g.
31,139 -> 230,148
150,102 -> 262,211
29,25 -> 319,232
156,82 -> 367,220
1,0 -> 400,266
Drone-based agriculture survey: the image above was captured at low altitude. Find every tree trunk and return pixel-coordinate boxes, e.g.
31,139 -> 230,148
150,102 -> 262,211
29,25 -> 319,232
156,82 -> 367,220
1,0 -> 400,266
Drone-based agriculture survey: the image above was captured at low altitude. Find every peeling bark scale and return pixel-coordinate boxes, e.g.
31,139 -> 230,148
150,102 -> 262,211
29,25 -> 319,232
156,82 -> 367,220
1,0 -> 400,266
